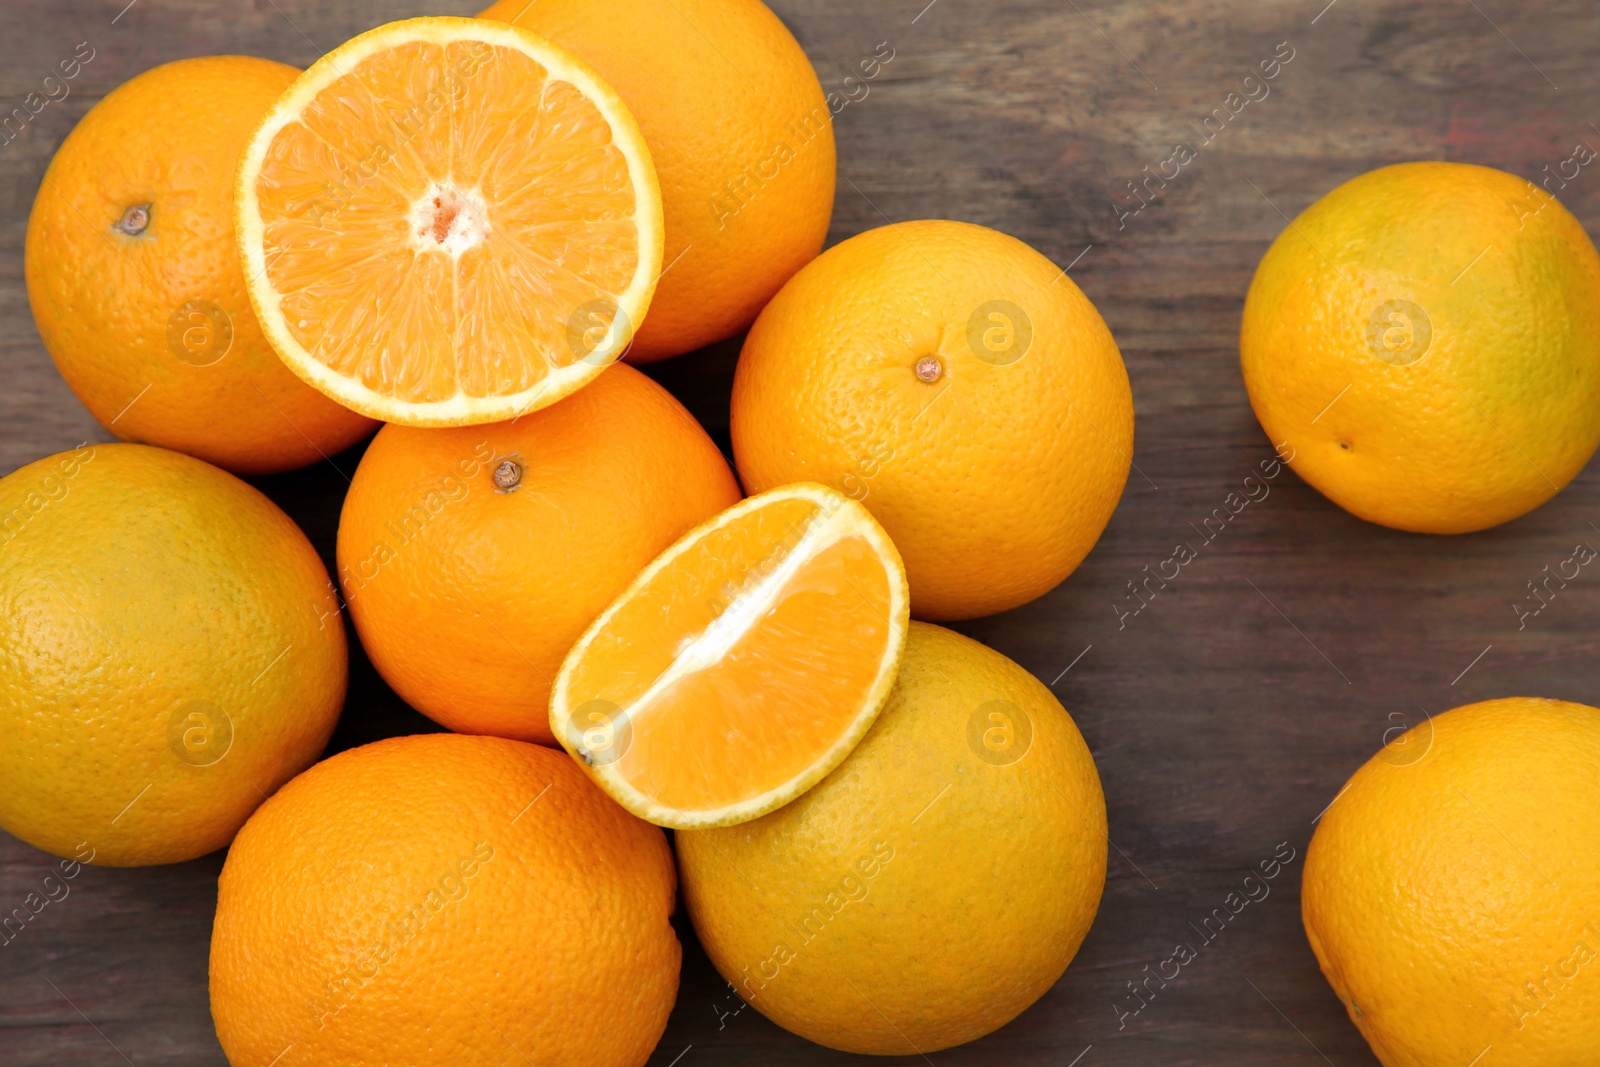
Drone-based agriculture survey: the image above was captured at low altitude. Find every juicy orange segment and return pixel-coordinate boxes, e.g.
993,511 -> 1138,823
551,484 -> 909,828
236,17 -> 663,426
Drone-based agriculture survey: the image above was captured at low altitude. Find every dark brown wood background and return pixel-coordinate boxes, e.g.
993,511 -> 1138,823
5,0 -> 1600,1064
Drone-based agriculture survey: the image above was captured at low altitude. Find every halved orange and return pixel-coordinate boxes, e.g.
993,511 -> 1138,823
550,483 -> 909,828
235,17 -> 663,426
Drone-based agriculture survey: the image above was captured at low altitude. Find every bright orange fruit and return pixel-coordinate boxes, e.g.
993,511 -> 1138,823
236,17 -> 664,426
550,483 -> 908,828
24,56 -> 375,474
210,733 -> 680,1067
336,363 -> 740,743
1304,697 -> 1600,1066
732,220 -> 1133,620
479,0 -> 836,363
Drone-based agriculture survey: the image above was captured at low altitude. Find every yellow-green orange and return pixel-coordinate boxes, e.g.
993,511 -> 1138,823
0,443 -> 346,866
678,621 -> 1106,1054
1241,161 -> 1600,533
1303,697 -> 1600,1066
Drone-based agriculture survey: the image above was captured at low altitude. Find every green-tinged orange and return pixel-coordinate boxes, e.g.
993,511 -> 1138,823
678,621 -> 1106,1053
0,443 -> 346,866
1242,161 -> 1600,532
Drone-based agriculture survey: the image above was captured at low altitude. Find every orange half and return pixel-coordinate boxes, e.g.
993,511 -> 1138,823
550,483 -> 909,828
236,17 -> 663,426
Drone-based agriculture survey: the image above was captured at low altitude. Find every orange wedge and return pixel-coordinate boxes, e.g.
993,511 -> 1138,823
550,483 -> 909,828
235,17 -> 663,426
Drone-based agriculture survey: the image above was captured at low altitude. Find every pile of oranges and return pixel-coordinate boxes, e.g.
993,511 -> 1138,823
5,1 -> 1600,1065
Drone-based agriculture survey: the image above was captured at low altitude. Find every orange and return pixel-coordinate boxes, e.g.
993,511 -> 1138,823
731,219 -> 1133,620
551,482 -> 908,828
0,443 -> 346,866
1241,161 -> 1600,533
480,0 -> 835,362
236,17 -> 663,426
1303,697 -> 1600,1066
210,733 -> 679,1067
337,363 -> 739,743
678,621 -> 1106,1054
23,56 -> 375,476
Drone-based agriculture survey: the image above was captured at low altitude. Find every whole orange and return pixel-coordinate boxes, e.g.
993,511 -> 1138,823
337,363 -> 740,743
24,56 -> 376,475
731,220 -> 1133,620
678,622 -> 1106,1053
210,733 -> 680,1067
1303,697 -> 1600,1066
479,0 -> 835,362
1241,161 -> 1600,533
0,443 -> 346,866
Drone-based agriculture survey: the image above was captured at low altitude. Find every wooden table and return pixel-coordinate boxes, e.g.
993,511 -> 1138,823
5,0 -> 1598,1063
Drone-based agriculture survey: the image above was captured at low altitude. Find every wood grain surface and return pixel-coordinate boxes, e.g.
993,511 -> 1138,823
5,0 -> 1600,1064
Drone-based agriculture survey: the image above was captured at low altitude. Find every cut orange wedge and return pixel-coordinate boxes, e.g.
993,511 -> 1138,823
550,483 -> 909,828
236,17 -> 663,426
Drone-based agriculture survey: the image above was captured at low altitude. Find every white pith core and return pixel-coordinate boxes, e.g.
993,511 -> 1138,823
409,181 -> 490,256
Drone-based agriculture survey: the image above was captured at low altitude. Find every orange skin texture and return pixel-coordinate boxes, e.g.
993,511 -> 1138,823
1303,698 -> 1600,1066
479,0 -> 835,362
678,622 -> 1107,1054
24,56 -> 377,475
210,733 -> 680,1067
731,220 -> 1134,620
337,363 -> 740,743
1241,161 -> 1600,533
0,443 -> 346,866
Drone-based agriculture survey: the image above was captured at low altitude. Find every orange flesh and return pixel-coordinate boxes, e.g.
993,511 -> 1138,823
564,498 -> 896,814
253,41 -> 642,404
